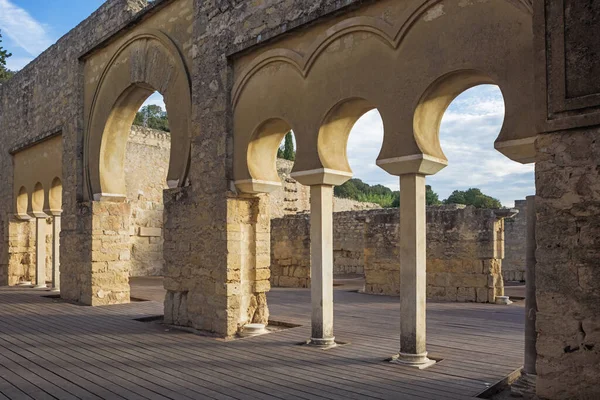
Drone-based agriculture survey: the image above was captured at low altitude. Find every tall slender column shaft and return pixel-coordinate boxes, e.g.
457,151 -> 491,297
309,184 -> 335,347
394,174 -> 435,368
34,217 -> 47,289
524,195 -> 537,375
51,215 -> 61,292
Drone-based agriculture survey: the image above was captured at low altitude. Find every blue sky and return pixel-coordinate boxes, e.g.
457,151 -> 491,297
0,0 -> 535,206
1,0 -> 104,70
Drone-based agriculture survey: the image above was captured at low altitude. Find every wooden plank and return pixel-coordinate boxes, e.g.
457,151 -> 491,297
0,286 -> 527,400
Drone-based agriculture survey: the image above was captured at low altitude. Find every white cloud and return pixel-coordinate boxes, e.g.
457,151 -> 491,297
0,0 -> 53,56
346,85 -> 535,207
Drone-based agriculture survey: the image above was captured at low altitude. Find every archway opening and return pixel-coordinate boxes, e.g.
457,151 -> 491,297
270,130 -> 299,218
126,92 -> 172,298
433,85 -> 534,295
330,108 -> 400,294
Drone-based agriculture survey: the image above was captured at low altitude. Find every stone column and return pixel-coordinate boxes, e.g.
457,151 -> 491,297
51,215 -> 61,292
309,184 -> 335,347
393,174 -> 435,368
513,195 -> 537,395
524,195 -> 537,375
34,217 -> 47,289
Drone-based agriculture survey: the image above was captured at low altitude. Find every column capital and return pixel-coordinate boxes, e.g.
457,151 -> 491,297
291,168 -> 352,186
14,213 -> 32,221
234,179 -> 281,194
44,209 -> 63,217
377,154 -> 447,176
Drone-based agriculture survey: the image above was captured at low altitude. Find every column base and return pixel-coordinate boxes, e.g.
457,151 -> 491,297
308,337 -> 337,349
390,352 -> 436,369
33,284 -> 47,289
49,288 -> 60,293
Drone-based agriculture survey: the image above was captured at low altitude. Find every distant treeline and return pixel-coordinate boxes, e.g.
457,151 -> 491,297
334,178 -> 502,209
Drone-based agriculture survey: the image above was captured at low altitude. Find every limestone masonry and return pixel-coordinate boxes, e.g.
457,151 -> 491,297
0,0 -> 598,397
503,199 -> 527,281
271,206 -> 507,303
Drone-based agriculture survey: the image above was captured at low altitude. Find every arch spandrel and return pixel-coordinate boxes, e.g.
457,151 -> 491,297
232,0 -> 536,187
85,29 -> 192,201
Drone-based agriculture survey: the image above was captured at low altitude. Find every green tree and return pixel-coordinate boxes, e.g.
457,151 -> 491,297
282,131 -> 295,161
334,178 -> 400,208
0,31 -> 15,83
444,188 -> 502,209
426,185 -> 442,206
133,104 -> 170,132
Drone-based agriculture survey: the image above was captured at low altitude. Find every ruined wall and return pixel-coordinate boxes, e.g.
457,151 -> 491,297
1,217 -> 56,286
271,206 -> 505,302
270,214 -> 311,288
0,0 -> 151,296
2,219 -> 35,285
503,199 -> 527,281
125,125 -> 170,277
535,130 -> 600,398
333,212 -> 368,275
270,210 -> 371,287
533,1 -> 600,396
365,206 -> 504,303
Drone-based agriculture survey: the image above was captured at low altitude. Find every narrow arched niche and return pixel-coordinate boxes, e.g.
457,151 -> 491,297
49,177 -> 63,213
318,98 -> 377,173
237,118 -> 293,194
16,186 -> 29,219
98,84 -> 156,200
31,183 -> 45,217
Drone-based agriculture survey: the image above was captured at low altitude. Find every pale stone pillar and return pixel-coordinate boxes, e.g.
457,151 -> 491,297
513,195 -> 537,395
309,184 -> 335,347
524,196 -> 537,374
51,215 -> 61,292
34,217 -> 47,289
393,174 -> 435,368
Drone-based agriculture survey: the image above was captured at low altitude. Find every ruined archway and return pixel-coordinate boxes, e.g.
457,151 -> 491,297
85,29 -> 192,201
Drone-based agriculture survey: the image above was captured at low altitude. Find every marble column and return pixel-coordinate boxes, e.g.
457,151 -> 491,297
51,214 -> 61,292
393,173 -> 435,368
309,184 -> 335,347
34,217 -> 47,289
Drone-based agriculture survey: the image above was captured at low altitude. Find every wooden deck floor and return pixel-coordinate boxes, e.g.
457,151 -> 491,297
0,285 -> 524,399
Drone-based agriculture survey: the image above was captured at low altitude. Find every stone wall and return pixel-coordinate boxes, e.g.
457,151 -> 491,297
125,125 -> 170,277
535,130 -> 600,398
271,206 -> 506,302
503,199 -> 527,281
2,218 -> 35,285
364,206 -> 505,303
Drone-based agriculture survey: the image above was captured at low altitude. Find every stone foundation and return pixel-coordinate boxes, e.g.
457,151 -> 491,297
271,206 -> 506,303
